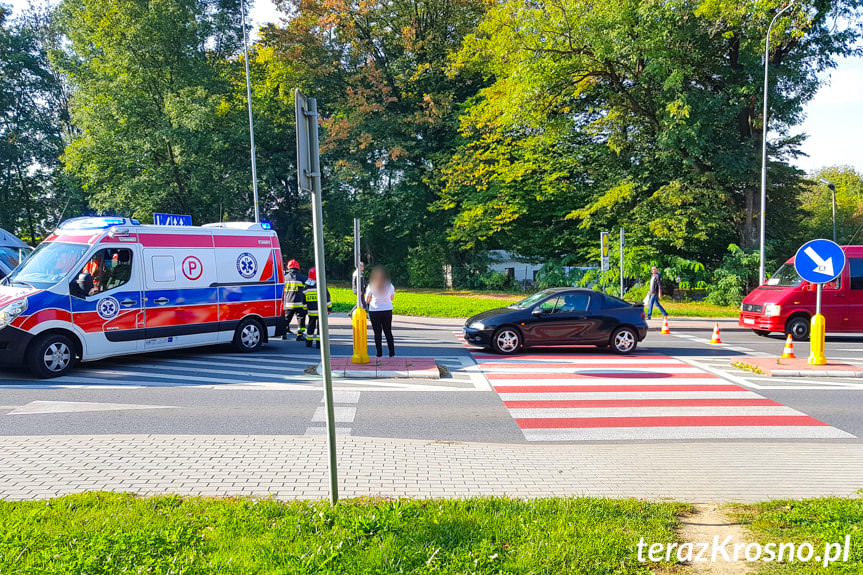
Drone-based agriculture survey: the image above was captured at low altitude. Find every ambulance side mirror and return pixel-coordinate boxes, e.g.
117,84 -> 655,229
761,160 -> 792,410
71,273 -> 93,298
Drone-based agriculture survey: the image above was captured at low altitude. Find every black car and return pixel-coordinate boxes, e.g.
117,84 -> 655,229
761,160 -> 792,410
464,288 -> 648,355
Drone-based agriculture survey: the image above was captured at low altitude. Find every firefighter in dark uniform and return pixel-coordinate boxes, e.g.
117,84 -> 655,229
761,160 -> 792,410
303,267 -> 331,349
282,259 -> 307,341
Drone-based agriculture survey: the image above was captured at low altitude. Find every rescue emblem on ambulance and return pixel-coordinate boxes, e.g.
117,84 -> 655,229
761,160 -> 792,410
236,252 -> 257,279
97,296 -> 120,320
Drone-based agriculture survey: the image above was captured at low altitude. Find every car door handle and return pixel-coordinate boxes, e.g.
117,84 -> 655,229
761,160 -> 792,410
154,297 -> 169,305
120,299 -> 137,307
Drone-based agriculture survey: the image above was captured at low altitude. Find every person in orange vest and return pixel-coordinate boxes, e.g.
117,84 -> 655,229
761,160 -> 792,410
282,259 -> 307,341
303,267 -> 331,349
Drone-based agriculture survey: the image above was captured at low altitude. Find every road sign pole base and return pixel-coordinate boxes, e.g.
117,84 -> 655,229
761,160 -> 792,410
808,313 -> 827,365
351,307 -> 370,364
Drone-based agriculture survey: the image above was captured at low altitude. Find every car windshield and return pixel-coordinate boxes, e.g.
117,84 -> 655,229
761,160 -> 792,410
765,263 -> 803,287
509,291 -> 553,309
0,246 -> 31,271
5,242 -> 89,289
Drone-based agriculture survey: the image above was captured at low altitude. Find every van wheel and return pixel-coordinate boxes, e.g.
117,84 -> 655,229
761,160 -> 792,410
27,333 -> 75,378
785,316 -> 810,341
233,318 -> 264,352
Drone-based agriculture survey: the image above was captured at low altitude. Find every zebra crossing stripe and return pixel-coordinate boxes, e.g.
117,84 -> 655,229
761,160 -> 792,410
470,350 -> 854,441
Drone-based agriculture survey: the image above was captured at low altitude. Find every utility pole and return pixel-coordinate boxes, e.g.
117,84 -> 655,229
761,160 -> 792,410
759,2 -> 794,284
240,0 -> 260,223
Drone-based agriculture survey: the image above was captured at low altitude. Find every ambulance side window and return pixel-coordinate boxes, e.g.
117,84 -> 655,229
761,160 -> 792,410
72,248 -> 134,298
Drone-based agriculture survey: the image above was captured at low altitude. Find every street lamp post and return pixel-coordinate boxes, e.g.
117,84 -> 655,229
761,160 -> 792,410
759,2 -> 795,285
820,178 -> 837,243
240,0 -> 260,223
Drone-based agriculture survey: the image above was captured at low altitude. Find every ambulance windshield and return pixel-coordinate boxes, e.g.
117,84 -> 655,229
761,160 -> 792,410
5,242 -> 89,289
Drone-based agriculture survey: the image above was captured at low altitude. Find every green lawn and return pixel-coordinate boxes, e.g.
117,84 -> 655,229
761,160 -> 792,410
733,498 -> 863,573
331,287 -> 519,317
0,493 -> 686,574
330,286 -> 738,319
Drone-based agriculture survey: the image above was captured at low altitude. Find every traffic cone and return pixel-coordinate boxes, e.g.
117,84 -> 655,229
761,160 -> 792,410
709,322 -> 722,344
660,316 -> 671,335
781,334 -> 796,359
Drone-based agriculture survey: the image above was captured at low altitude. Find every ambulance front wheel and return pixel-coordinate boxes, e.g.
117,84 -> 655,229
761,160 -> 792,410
26,333 -> 76,378
233,318 -> 265,352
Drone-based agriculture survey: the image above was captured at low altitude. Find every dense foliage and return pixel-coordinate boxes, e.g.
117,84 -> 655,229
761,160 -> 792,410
2,0 -> 862,292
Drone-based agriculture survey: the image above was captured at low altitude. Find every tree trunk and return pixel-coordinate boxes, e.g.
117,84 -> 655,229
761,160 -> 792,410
742,188 -> 754,249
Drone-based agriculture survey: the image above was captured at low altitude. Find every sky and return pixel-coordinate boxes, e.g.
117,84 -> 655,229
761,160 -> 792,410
7,0 -> 863,175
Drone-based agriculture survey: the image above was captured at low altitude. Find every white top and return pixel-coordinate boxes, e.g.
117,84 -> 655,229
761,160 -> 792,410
365,282 -> 395,312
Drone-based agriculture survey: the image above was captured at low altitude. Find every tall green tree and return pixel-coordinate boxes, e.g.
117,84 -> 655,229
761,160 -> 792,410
441,0 -> 863,266
266,0 -> 487,282
0,5 -> 73,243
55,0 -> 254,224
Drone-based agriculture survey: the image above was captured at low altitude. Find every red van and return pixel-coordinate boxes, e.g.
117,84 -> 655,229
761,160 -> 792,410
739,245 -> 863,340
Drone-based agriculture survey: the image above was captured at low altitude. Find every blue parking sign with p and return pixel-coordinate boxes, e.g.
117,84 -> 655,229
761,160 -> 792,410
794,239 -> 846,284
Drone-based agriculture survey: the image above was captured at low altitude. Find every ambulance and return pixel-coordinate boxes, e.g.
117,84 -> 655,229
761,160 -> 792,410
0,217 -> 285,378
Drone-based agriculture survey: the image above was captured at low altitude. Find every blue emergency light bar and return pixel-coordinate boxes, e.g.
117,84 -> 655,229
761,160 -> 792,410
260,220 -> 273,230
58,217 -> 141,230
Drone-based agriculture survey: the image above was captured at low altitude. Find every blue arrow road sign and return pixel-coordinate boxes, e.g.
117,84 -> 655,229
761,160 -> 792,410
794,239 -> 846,284
154,213 -> 192,226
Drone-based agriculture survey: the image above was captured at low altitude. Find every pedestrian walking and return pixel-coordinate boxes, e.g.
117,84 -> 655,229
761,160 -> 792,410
282,259 -> 307,341
365,266 -> 396,357
646,266 -> 668,320
303,268 -> 331,349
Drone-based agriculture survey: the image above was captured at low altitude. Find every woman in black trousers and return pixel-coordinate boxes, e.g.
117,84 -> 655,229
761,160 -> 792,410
364,266 -> 395,357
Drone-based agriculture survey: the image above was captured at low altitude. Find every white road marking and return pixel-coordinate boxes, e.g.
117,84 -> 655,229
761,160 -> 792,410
509,406 -> 804,419
521,426 -> 855,441
497,391 -> 765,401
311,406 -> 356,423
6,400 -> 178,415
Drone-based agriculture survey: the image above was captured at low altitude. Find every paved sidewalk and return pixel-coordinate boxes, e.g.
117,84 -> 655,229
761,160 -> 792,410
1,435 -> 861,502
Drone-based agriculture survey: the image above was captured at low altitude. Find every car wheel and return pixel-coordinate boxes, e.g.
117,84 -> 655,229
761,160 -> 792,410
785,316 -> 810,341
753,329 -> 770,337
611,327 -> 638,355
26,333 -> 76,378
491,327 -> 522,355
233,318 -> 264,352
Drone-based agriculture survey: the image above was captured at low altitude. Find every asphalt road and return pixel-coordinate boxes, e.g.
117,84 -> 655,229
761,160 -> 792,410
1,315 -> 861,443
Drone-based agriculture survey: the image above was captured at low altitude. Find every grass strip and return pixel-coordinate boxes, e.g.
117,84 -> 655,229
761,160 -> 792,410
330,286 -> 738,319
0,492 -> 686,574
732,498 -> 863,573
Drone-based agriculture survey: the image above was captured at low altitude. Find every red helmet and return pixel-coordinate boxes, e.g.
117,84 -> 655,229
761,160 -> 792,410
308,268 -> 317,281
287,259 -> 300,269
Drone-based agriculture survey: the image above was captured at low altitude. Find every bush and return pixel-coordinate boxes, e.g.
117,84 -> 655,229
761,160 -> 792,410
706,244 -> 760,306
535,261 -> 585,290
406,245 -> 446,288
479,271 -> 512,291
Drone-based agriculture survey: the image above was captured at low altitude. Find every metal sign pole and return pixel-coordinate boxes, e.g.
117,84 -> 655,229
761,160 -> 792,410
619,228 -> 625,298
295,90 -> 338,504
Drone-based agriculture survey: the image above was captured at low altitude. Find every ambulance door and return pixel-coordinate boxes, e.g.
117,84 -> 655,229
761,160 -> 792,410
142,246 -> 218,349
69,246 -> 144,357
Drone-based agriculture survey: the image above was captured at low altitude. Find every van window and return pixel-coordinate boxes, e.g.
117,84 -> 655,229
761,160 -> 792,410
766,263 -> 802,287
850,258 -> 863,290
151,256 -> 176,282
5,242 -> 89,289
73,248 -> 134,297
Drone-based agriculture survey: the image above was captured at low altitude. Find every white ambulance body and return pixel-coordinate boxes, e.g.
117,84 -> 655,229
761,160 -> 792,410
0,217 -> 286,378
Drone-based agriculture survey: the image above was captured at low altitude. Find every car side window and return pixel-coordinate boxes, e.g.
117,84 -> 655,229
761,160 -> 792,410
73,248 -> 134,298
850,258 -> 863,290
555,293 -> 590,313
537,296 -> 561,313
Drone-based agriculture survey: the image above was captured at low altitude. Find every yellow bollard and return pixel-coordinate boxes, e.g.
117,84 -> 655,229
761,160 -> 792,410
808,313 -> 827,365
351,306 -> 370,364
